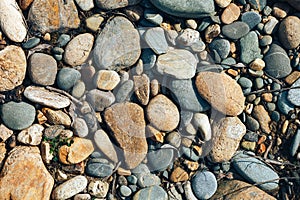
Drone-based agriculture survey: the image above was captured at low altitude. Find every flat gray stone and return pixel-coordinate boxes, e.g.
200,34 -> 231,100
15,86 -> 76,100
133,185 -> 168,200
86,89 -> 115,111
239,31 -> 262,64
222,22 -> 250,40
144,27 -> 168,54
288,78 -> 300,106
191,171 -> 217,199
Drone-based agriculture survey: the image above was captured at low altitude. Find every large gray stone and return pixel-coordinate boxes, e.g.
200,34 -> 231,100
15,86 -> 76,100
239,31 -> 262,64
288,78 -> 300,106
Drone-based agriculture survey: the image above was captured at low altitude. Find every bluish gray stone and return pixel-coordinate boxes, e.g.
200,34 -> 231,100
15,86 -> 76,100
132,164 -> 150,177
243,131 -> 259,142
248,0 -> 267,11
239,31 -> 262,64
22,37 -> 40,49
241,11 -> 262,30
144,9 -> 163,25
57,34 -> 71,47
137,173 -> 161,188
232,152 -> 279,191
263,5 -> 272,15
119,185 -> 132,197
246,115 -> 260,131
144,27 -> 168,54
149,0 -> 215,18
85,159 -> 114,178
238,77 -> 253,88
290,129 -> 300,157
86,89 -> 115,111
0,102 -> 36,130
191,171 -> 217,199
133,185 -> 168,200
141,49 -> 157,70
255,77 -> 264,89
52,47 -> 64,55
222,22 -> 250,40
270,111 -> 280,122
264,44 -> 292,78
221,57 -> 237,66
266,103 -> 276,112
287,78 -> 300,106
57,68 -> 81,91
169,79 -> 210,112
182,146 -> 200,161
198,17 -> 212,32
115,80 -> 134,102
71,81 -> 85,99
127,175 -> 138,185
209,39 -> 230,59
147,147 -> 174,171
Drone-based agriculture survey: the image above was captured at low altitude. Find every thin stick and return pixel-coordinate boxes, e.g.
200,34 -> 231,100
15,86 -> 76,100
245,86 -> 300,95
45,86 -> 82,106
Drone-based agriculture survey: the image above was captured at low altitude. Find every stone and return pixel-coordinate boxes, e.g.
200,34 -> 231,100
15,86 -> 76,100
193,113 -> 212,141
250,58 -> 265,71
124,5 -> 143,22
273,2 -> 290,19
41,141 -> 54,164
170,79 -> 210,112
241,11 -> 261,30
133,185 -> 168,200
74,194 -> 91,200
94,129 -> 118,163
191,171 -> 217,199
85,159 -> 114,178
144,27 -> 168,54
147,94 -> 179,132
144,9 -> 163,25
93,16 -> 141,71
115,80 -> 134,102
204,24 -> 221,43
287,0 -> 300,10
253,105 -> 271,134
28,0 -> 80,33
72,118 -> 89,137
147,147 -> 174,171
0,124 -> 13,142
221,3 -> 240,24
288,78 -> 300,106
0,143 -> 6,166
24,86 -> 71,109
88,180 -> 109,198
85,14 -> 104,32
211,180 -> 276,200
156,49 -> 197,79
246,115 -> 260,132
42,108 -> 71,127
285,71 -> 300,85
104,102 -> 147,169
29,53 -> 57,86
0,146 -> 54,199
277,91 -> 294,115
57,68 -> 81,91
195,72 -> 245,116
222,21 -> 250,40
137,173 -> 161,188
71,81 -> 85,98
232,152 -> 279,191
95,0 -> 140,9
58,137 -> 94,164
0,102 -> 36,131
0,45 -> 26,91
170,167 -> 189,182
86,89 -> 115,111
22,37 -> 41,49
75,0 -> 94,11
0,0 -> 27,42
248,0 -> 266,11
57,34 -> 71,47
183,181 -> 198,200
166,131 -> 181,148
64,33 -> 94,66
149,0 -> 215,18
133,74 -> 150,105
18,0 -> 34,10
263,16 -> 279,35
119,185 -> 132,197
279,16 -> 300,50
52,175 -> 88,200
238,77 -> 253,88
239,31 -> 262,64
209,38 -> 230,59
209,117 -> 246,162
291,129 -> 300,157
17,124 -> 44,145
94,70 -> 120,91
215,0 -> 232,8
176,28 -> 200,47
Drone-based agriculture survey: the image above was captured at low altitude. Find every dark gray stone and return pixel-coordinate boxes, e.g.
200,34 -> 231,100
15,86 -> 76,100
147,147 -> 174,171
191,171 -> 217,199
222,22 -> 250,40
248,0 -> 267,11
115,80 -> 134,103
238,77 -> 253,88
246,115 -> 260,131
239,31 -> 262,64
57,68 -> 81,91
85,159 -> 114,178
243,131 -> 259,142
22,37 -> 40,49
241,11 -> 262,30
209,39 -> 230,59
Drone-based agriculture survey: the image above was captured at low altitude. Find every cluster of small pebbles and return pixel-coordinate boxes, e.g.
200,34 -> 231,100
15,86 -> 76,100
0,0 -> 300,199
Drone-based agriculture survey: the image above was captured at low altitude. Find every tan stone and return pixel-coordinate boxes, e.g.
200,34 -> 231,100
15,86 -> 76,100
42,108 -> 71,127
170,167 -> 189,182
0,124 -> 13,142
0,146 -> 54,200
17,124 -> 44,145
94,70 -> 120,90
278,16 -> 300,49
211,180 -> 276,200
273,2 -> 290,19
0,45 -> 26,92
285,71 -> 300,85
134,74 -> 150,105
249,58 -> 265,71
18,0 -> 34,10
0,143 -> 6,167
146,94 -> 180,132
104,102 -> 147,169
205,24 -> 221,43
196,72 -> 245,116
215,0 -> 232,8
221,3 -> 240,24
253,105 -> 271,134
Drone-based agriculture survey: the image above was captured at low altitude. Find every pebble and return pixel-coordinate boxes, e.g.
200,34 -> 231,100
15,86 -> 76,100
93,16 -> 141,71
94,70 -> 120,91
285,71 -> 300,85
264,43 -> 292,78
144,9 -> 163,25
156,49 -> 197,79
241,141 -> 256,151
22,37 -> 40,49
0,0 -> 27,42
290,129 -> 300,157
0,124 -> 13,142
115,80 -> 134,102
246,115 -> 260,131
133,185 -> 168,200
29,53 -> 57,86
147,94 -> 179,132
85,14 -> 104,32
86,89 -> 115,111
277,91 -> 294,115
75,0 -> 94,11
250,58 -> 265,71
182,146 -> 200,161
94,129 -> 118,163
215,0 -> 232,8
238,77 -> 253,88
170,167 -> 189,182
71,80 -> 85,98
95,0 -> 140,9
222,21 -> 250,40
149,0 -> 215,18
17,124 -> 44,145
133,74 -> 150,105
248,0 -> 267,11
232,152 -> 279,191
0,45 -> 27,92
144,27 -> 168,54
263,16 -> 279,35
191,171 -> 217,199
0,146 -> 54,199
176,28 -> 200,47
260,35 -> 273,46
64,33 -> 94,66
221,3 -> 240,24
28,0 -> 80,33
119,185 -> 132,197
72,118 -> 89,137
192,113 -> 212,141
205,24 -> 221,43
104,102 -> 147,169
42,108 -> 71,127
57,68 -> 81,91
85,159 -> 114,178
0,101 -> 36,130
209,38 -> 230,59
24,86 -> 71,109
239,31 -> 262,64
147,147 -> 174,171
241,11 -> 261,30
88,180 -> 109,198
52,175 -> 88,200
288,78 -> 300,106
253,105 -> 271,134
183,181 -> 198,200
196,72 -> 245,116
57,34 -> 71,47
169,79 -> 210,112
209,117 -> 246,162
141,49 -> 157,70
273,2 -> 290,19
74,194 -> 91,200
278,16 -> 300,50
18,0 -> 34,10
137,173 -> 161,187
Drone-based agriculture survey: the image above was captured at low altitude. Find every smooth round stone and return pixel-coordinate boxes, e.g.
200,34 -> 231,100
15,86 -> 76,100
86,89 -> 115,111
141,49 -> 156,70
72,118 -> 88,138
53,54 -> 63,61
115,80 -> 134,103
137,173 -> 161,187
287,78 -> 300,106
166,131 -> 181,148
52,47 -> 64,55
215,0 -> 231,8
279,16 -> 300,50
144,9 -> 163,25
222,22 -> 250,40
71,81 -> 85,99
221,3 -> 240,24
241,11 -> 261,30
94,70 -> 120,91
127,175 -> 138,185
209,39 -> 230,59
264,44 -> 292,78
85,14 -> 104,32
149,0 -> 215,18
246,115 -> 260,131
176,28 -> 200,47
119,185 -> 132,197
248,0 -> 266,11
254,78 -> 264,89
94,130 -> 118,163
0,102 -> 36,130
22,37 -> 40,49
182,146 -> 200,161
191,171 -> 217,199
144,27 -> 168,55
133,185 -> 168,200
263,16 -> 279,35
57,34 -> 71,47
147,147 -> 174,171
238,77 -> 253,88
57,68 -> 81,91
260,35 -> 273,47
243,131 -> 259,142
270,111 -> 280,122
28,53 -> 57,86
239,31 -> 262,64
266,103 -> 276,112
85,159 -> 114,178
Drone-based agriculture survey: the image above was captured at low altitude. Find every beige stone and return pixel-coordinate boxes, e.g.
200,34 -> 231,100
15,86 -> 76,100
253,105 -> 271,134
18,0 -> 34,10
94,70 -> 120,90
285,71 -> 300,85
215,0 -> 232,8
221,3 -> 240,24
134,74 -> 150,105
94,129 -> 118,163
42,108 -> 72,127
17,124 -> 44,145
0,124 -> 13,142
170,167 -> 189,182
278,16 -> 300,49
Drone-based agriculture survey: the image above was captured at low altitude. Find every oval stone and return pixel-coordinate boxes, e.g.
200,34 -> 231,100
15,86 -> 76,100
222,21 -> 250,40
278,16 -> 300,50
133,185 -> 168,200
